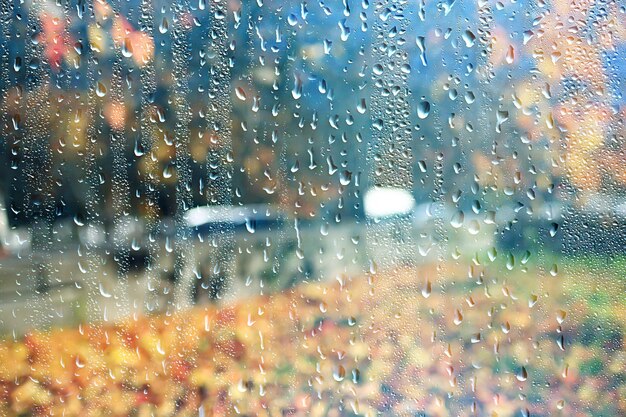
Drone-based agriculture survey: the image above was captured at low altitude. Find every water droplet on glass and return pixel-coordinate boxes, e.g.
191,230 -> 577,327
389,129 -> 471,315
291,75 -> 302,99
159,17 -> 169,33
235,86 -> 247,101
96,82 -> 107,97
357,98 -> 367,114
505,45 -> 515,64
453,309 -> 463,325
450,211 -> 464,228
462,30 -> 476,47
333,365 -> 346,381
122,38 -> 134,58
422,279 -> 432,298
417,101 -> 431,119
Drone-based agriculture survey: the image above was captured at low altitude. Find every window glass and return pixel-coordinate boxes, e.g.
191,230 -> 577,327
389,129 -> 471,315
0,0 -> 624,416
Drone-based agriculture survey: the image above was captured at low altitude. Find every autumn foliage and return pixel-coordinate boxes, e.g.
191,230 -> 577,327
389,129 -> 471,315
0,262 -> 623,417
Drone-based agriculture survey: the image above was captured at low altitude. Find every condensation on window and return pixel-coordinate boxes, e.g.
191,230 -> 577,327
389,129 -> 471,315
0,0 -> 623,416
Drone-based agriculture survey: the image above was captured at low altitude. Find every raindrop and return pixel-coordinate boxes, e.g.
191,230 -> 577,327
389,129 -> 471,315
421,279 -> 432,298
352,369 -> 360,384
357,98 -> 367,114
549,223 -> 559,237
13,56 -> 21,72
122,38 -> 133,58
450,211 -> 464,228
99,283 -> 112,298
291,75 -> 302,99
417,101 -> 431,119
462,30 -> 476,47
159,17 -> 169,33
134,140 -> 145,157
333,365 -> 346,381
496,110 -> 509,132
245,218 -> 256,234
96,82 -> 107,97
505,45 -> 515,64
235,86 -> 247,101
453,309 -> 463,325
